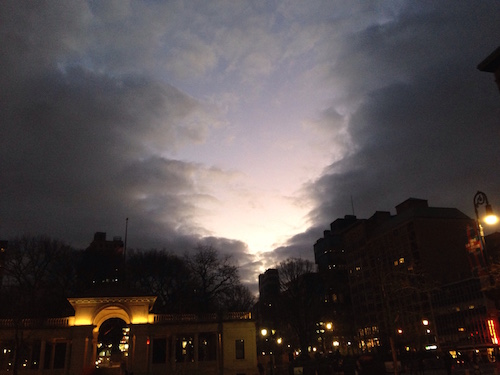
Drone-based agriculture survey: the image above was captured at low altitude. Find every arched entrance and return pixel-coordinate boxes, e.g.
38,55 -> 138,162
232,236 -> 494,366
96,318 -> 130,368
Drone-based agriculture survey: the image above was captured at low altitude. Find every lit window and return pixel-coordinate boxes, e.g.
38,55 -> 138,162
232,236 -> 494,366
399,257 -> 405,264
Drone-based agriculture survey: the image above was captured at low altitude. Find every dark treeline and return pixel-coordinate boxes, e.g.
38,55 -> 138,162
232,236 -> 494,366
0,235 -> 254,318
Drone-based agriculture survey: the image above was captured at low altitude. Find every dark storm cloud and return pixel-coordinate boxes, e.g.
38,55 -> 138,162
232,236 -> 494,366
0,1 -> 228,254
314,1 -> 500,218
276,1 -> 500,259
273,227 -> 324,263
2,0 -> 500,288
1,64 -> 206,246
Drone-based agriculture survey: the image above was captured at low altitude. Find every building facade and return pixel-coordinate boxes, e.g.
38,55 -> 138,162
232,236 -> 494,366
313,215 -> 358,353
0,294 -> 258,375
315,198 -> 499,355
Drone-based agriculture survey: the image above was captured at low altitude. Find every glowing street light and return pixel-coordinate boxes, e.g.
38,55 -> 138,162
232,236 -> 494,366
473,191 -> 498,264
484,208 -> 499,225
474,191 -> 498,229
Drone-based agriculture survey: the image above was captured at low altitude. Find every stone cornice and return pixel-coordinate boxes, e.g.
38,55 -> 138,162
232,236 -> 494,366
67,296 -> 157,305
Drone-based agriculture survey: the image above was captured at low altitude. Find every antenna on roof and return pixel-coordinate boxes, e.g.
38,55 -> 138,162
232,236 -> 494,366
351,195 -> 355,216
124,217 -> 129,260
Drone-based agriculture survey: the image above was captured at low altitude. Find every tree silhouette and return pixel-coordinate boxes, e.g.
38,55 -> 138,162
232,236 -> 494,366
125,245 -> 253,313
126,249 -> 191,313
184,245 -> 241,313
0,235 -> 76,375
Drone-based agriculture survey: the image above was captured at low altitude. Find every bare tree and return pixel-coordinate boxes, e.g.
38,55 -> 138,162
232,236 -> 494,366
368,259 -> 440,375
184,245 -> 241,313
122,245 -> 253,314
1,235 -> 75,316
0,235 -> 76,375
219,283 -> 255,312
126,249 -> 191,313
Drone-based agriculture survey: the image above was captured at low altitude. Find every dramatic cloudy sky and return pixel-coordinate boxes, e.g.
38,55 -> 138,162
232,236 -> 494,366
1,1 -> 499,292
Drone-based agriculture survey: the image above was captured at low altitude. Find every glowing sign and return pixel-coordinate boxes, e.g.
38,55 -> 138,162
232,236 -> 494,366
488,319 -> 498,345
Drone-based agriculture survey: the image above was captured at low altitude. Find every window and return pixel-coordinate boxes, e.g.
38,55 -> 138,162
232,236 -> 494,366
175,336 -> 194,363
44,343 -> 52,369
53,343 -> 66,369
198,333 -> 217,361
235,340 -> 245,360
152,338 -> 167,364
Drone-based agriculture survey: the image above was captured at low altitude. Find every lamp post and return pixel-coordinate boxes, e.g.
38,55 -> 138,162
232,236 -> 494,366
472,192 -> 500,355
260,328 -> 282,375
473,191 -> 499,268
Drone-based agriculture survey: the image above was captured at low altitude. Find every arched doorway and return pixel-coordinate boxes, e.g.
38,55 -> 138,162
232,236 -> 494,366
96,318 -> 130,368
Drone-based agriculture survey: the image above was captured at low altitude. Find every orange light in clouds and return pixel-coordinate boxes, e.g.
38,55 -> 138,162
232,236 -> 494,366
488,319 -> 498,344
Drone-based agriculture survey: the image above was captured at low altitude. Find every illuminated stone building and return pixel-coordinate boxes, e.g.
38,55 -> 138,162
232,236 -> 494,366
0,292 -> 258,375
0,232 -> 258,375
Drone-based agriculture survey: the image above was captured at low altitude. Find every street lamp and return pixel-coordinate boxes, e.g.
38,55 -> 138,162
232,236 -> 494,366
473,191 -> 499,264
474,191 -> 499,226
259,328 -> 282,375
